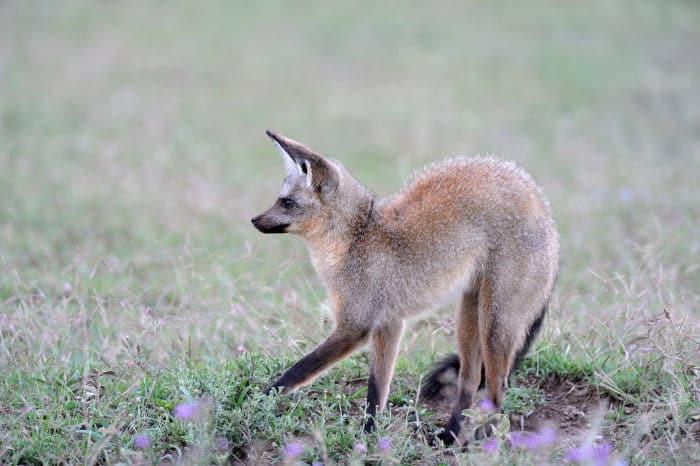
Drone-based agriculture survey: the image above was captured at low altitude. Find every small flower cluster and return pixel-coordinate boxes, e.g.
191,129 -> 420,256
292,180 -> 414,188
480,427 -> 558,455
479,398 -> 497,412
354,437 -> 391,454
280,442 -> 323,465
283,442 -> 304,461
132,400 -> 205,453
479,425 -> 624,465
280,437 -> 392,463
507,427 -> 558,451
132,433 -> 151,449
173,400 -> 199,420
377,437 -> 392,452
566,439 -> 625,466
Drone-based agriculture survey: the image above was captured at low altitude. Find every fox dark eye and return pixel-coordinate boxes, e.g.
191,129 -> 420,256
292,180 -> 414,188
280,198 -> 294,209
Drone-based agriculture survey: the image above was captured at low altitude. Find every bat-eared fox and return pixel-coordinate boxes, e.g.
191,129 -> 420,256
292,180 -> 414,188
251,131 -> 559,445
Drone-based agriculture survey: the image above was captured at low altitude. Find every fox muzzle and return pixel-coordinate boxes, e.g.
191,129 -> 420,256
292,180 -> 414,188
251,215 -> 289,234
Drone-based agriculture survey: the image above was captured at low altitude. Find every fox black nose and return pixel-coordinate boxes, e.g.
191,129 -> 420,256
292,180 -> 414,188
251,216 -> 260,225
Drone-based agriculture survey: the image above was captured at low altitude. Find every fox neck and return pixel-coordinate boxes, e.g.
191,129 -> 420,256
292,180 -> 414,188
305,193 -> 375,287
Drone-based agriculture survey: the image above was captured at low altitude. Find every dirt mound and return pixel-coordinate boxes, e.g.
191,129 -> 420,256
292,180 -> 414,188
518,376 -> 609,434
418,374 -> 611,438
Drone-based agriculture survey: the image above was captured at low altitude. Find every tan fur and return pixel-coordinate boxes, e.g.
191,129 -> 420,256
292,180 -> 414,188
369,321 -> 404,412
252,131 -> 559,438
457,290 -> 482,400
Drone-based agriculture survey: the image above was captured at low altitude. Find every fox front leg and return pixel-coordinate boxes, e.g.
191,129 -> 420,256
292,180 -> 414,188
363,320 -> 404,432
265,326 -> 369,395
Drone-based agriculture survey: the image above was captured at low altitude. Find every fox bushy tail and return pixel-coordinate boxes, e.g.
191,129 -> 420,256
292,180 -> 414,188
420,303 -> 547,401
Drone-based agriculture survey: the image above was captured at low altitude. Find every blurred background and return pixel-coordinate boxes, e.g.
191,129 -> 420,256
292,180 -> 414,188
1,1 -> 698,360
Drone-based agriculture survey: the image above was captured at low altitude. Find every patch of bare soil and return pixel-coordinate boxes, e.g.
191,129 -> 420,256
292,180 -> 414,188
517,376 -> 611,435
403,374 -> 614,439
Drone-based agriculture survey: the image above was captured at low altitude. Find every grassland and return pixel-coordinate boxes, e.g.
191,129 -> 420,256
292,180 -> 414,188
1,1 -> 698,464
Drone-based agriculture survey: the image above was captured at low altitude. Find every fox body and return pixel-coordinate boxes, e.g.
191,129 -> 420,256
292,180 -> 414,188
252,131 -> 559,444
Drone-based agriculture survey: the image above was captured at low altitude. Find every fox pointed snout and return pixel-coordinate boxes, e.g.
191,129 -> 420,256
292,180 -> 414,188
251,213 -> 289,234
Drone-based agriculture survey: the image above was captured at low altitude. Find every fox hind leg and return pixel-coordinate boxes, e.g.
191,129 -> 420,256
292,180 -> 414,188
427,270 -> 552,445
479,276 -> 524,410
438,288 -> 482,445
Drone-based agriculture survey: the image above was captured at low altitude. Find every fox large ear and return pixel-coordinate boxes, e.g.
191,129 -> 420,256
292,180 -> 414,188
271,135 -> 301,177
265,130 -> 338,200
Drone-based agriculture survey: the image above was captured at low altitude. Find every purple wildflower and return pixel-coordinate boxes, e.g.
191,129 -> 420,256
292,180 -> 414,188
508,431 -> 527,448
565,443 -> 596,463
133,433 -> 151,449
283,443 -> 304,460
378,437 -> 392,452
566,440 -> 615,465
594,441 -> 613,466
174,401 -> 199,420
507,428 -> 557,451
479,398 -> 496,412
523,427 -> 557,450
354,442 -> 368,454
482,438 -> 499,454
311,463 -> 324,466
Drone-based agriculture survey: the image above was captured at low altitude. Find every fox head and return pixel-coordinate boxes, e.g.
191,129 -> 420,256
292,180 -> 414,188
251,131 -> 373,239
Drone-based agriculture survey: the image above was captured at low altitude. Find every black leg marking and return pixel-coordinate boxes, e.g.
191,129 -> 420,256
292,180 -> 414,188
364,373 -> 379,432
265,350 -> 325,394
438,389 -> 472,445
264,328 -> 369,395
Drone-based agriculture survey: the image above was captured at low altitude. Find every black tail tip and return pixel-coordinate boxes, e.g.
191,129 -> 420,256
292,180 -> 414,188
420,353 -> 460,401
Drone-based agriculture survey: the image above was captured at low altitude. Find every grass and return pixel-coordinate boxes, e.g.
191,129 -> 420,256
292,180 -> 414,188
1,0 -> 699,464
